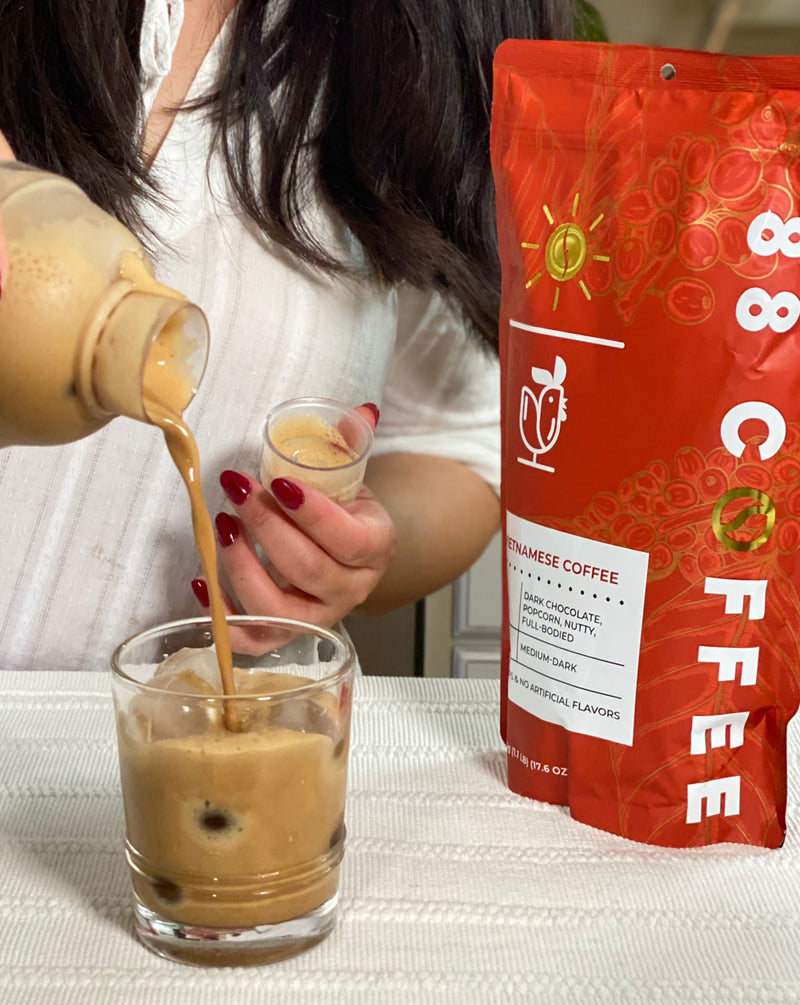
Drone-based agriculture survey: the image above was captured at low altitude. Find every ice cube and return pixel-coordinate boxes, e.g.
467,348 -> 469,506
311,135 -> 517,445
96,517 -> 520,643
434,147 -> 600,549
153,646 -> 224,692
230,669 -> 339,737
131,649 -> 225,740
227,669 -> 297,732
233,669 -> 311,696
269,697 -> 337,739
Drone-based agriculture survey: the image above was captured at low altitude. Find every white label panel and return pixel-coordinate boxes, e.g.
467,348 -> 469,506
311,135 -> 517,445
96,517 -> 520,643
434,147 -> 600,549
506,511 -> 649,745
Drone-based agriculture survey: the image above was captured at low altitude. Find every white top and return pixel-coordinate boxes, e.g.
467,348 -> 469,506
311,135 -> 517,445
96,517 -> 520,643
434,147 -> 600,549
0,0 -> 500,673
3,674 -> 799,1003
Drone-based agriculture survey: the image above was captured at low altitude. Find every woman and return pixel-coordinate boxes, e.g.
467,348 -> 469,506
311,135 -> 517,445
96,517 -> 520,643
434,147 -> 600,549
0,1 -> 572,672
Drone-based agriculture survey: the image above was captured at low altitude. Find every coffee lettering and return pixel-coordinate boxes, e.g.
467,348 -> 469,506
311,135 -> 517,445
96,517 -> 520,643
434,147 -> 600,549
703,577 -> 767,620
685,777 -> 741,825
719,401 -> 786,460
697,646 -> 759,686
686,392 -> 787,822
689,712 -> 749,755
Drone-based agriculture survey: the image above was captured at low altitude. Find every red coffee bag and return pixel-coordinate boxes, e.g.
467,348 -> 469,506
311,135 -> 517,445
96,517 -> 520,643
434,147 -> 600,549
491,41 -> 800,847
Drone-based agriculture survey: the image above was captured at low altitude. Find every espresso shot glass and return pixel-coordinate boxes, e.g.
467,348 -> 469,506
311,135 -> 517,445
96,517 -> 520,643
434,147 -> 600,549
261,397 -> 374,505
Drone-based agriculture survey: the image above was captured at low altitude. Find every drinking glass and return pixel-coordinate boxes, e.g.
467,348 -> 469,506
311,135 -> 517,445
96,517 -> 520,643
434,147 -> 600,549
111,615 -> 355,966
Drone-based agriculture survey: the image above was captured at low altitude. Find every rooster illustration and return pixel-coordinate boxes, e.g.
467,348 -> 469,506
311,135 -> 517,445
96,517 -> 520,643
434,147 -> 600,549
517,356 -> 568,472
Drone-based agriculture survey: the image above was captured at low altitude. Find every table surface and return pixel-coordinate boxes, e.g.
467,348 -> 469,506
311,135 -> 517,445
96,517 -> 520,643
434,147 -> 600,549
1,672 -> 799,1005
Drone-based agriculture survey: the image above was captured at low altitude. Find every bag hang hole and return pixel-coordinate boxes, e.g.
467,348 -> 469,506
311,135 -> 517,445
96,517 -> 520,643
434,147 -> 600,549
661,63 -> 677,81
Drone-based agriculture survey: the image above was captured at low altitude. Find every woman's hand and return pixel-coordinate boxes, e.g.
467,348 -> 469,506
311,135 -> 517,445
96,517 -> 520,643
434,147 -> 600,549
192,406 -> 396,627
0,129 -> 15,294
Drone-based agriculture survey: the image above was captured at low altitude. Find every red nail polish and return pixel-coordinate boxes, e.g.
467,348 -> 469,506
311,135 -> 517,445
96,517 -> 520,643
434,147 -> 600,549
271,478 -> 305,510
191,578 -> 210,607
362,402 -> 380,424
220,469 -> 251,505
215,511 -> 240,548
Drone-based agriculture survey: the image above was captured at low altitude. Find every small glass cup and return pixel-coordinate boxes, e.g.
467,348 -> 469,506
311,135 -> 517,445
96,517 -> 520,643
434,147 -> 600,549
261,397 -> 374,505
111,615 -> 355,967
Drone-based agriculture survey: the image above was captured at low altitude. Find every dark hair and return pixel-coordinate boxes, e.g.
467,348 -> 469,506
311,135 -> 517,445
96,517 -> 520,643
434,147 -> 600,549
0,1 -> 573,347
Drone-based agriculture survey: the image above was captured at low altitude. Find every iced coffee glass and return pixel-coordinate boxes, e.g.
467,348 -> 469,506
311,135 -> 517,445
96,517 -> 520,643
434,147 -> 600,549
261,397 -> 374,505
111,615 -> 355,967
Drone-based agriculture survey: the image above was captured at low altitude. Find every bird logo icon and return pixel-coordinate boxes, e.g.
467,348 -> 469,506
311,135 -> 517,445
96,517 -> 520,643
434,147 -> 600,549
517,356 -> 568,473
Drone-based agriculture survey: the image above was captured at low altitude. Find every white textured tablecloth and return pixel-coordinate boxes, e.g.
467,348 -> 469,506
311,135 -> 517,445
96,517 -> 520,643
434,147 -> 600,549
1,673 -> 799,1004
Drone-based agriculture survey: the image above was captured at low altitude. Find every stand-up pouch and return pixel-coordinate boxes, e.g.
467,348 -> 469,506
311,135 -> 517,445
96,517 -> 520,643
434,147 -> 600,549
492,41 -> 800,846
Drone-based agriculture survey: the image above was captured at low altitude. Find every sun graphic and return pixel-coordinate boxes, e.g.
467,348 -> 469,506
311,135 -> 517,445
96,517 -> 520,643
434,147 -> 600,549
521,193 -> 610,311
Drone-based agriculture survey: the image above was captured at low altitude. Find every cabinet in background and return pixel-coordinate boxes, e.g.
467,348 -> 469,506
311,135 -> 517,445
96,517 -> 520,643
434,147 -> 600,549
423,531 -> 502,679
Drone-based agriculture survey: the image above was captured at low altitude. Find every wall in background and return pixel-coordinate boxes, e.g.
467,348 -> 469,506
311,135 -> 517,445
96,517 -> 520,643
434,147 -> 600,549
593,0 -> 800,54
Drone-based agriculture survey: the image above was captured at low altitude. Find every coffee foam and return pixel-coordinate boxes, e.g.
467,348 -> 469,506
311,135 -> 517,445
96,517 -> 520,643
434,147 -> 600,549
270,414 -> 358,468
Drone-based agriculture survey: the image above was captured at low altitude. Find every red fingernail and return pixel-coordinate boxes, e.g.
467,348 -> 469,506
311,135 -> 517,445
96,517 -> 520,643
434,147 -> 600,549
191,578 -> 209,607
271,478 -> 305,510
215,511 -> 240,548
220,469 -> 251,505
362,402 -> 380,424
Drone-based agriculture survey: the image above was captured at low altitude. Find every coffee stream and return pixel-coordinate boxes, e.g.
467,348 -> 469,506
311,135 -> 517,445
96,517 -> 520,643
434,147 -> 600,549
142,333 -> 240,731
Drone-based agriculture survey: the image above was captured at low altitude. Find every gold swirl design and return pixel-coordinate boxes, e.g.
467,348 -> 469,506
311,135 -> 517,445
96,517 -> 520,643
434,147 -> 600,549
712,486 -> 776,552
545,222 -> 588,281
